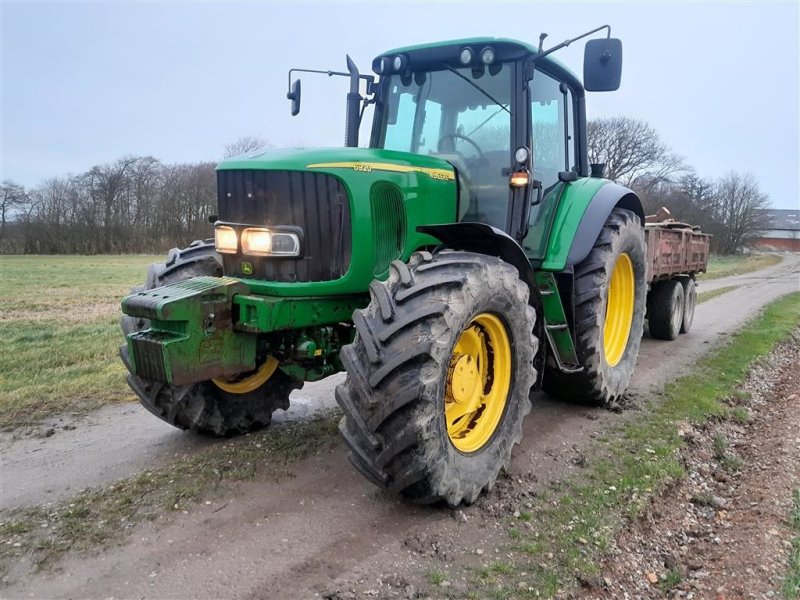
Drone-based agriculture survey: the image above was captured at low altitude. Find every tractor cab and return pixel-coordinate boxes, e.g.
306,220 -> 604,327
366,36 -> 618,245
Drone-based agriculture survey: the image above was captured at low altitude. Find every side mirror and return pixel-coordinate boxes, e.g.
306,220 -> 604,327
287,79 -> 301,116
583,38 -> 622,91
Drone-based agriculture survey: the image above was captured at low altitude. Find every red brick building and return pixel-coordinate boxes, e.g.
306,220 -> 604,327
752,209 -> 800,251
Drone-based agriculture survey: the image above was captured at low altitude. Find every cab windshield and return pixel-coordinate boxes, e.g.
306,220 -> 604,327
377,63 -> 513,230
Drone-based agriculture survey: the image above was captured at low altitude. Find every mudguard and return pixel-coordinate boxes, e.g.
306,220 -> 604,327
537,180 -> 643,272
418,223 -> 536,290
565,182 -> 644,267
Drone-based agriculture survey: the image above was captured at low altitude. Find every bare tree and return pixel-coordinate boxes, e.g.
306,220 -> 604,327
707,171 -> 771,254
587,116 -> 685,192
223,136 -> 271,159
0,180 -> 27,247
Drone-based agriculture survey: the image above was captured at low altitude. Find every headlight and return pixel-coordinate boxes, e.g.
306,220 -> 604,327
241,228 -> 300,257
214,225 -> 238,254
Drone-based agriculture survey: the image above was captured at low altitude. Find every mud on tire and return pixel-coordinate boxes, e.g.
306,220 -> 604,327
119,240 -> 300,436
335,250 -> 538,506
543,208 -> 647,406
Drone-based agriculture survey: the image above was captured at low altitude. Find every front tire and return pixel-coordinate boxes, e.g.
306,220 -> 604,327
120,240 -> 300,436
543,208 -> 647,406
335,250 -> 538,506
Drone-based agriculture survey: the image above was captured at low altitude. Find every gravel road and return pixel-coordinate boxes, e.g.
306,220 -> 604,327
2,253 -> 798,599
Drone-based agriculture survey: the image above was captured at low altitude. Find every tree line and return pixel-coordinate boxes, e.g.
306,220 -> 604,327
1,125 -> 771,255
587,117 -> 771,254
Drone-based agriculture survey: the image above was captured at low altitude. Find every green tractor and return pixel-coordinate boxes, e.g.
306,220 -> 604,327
121,28 -> 646,506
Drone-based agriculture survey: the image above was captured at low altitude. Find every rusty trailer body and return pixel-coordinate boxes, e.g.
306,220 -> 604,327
644,221 -> 711,282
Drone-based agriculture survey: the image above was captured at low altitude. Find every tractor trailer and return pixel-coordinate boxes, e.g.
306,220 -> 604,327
120,29 -> 709,506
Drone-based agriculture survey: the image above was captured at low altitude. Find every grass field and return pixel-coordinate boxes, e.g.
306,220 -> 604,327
0,255 -> 160,429
700,253 -> 782,281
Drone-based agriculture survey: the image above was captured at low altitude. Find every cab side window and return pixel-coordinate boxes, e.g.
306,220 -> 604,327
530,70 -> 574,190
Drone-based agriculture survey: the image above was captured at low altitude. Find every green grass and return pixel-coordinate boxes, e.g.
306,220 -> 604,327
0,255 -> 160,428
659,568 -> 682,592
425,567 -> 447,585
469,291 -> 800,596
698,285 -> 736,303
699,253 -> 782,281
784,489 -> 800,599
0,412 -> 340,574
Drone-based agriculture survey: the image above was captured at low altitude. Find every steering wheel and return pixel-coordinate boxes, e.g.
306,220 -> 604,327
437,133 -> 488,165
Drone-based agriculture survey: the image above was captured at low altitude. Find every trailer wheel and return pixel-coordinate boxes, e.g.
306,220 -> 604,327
119,240 -> 300,436
335,250 -> 538,506
680,278 -> 696,334
647,279 -> 685,341
543,208 -> 647,406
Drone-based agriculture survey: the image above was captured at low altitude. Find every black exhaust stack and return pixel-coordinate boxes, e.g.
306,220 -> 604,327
590,163 -> 606,178
345,55 -> 362,148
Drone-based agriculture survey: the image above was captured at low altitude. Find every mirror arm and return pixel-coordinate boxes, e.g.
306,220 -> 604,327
286,67 -> 374,96
530,24 -> 611,64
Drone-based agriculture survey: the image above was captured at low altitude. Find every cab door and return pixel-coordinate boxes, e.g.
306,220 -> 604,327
523,68 -> 577,259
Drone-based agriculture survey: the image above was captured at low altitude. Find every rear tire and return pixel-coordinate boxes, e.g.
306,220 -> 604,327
543,208 -> 647,406
647,279 -> 685,341
680,278 -> 696,334
335,250 -> 538,506
120,240 -> 300,436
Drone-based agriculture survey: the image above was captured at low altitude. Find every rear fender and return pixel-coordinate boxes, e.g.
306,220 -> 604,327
566,183 -> 644,267
417,223 -> 545,389
540,181 -> 644,271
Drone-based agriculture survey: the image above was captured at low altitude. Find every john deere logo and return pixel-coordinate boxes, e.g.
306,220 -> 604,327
240,262 -> 253,276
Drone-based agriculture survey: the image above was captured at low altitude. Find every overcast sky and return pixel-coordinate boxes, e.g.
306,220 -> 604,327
2,1 -> 798,209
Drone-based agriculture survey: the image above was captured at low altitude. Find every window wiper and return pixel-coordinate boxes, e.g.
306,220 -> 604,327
442,64 -> 511,115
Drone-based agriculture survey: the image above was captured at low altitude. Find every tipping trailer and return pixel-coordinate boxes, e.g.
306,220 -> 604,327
120,29 -> 710,506
643,211 -> 711,340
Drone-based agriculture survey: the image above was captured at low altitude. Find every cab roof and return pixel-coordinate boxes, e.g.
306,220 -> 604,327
378,36 -> 574,77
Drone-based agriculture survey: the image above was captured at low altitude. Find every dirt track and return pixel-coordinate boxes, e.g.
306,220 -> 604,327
2,253 -> 798,599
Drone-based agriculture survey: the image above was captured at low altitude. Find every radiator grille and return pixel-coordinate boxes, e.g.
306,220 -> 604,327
370,182 -> 406,277
217,170 -> 351,282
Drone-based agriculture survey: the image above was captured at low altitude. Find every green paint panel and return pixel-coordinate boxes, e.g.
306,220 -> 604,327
536,178 -> 609,271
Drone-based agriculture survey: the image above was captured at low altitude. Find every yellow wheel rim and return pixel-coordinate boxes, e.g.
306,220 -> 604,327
603,253 -> 635,367
445,313 -> 512,453
212,356 -> 279,394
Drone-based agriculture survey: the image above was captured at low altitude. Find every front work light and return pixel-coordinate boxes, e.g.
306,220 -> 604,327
480,46 -> 495,65
241,228 -> 300,257
459,47 -> 473,65
214,225 -> 238,254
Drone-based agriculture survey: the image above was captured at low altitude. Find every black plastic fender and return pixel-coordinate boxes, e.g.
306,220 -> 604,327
418,223 -> 536,290
566,182 -> 644,267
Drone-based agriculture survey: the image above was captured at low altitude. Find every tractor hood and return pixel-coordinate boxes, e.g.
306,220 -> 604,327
213,146 -> 460,298
217,147 -> 456,182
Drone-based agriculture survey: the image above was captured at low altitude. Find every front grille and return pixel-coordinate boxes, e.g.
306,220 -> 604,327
217,170 -> 351,282
370,182 -> 406,277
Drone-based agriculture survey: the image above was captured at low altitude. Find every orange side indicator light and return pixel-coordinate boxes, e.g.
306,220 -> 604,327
509,171 -> 530,187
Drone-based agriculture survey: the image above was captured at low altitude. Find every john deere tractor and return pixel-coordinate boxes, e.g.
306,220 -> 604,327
121,28 -> 647,506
